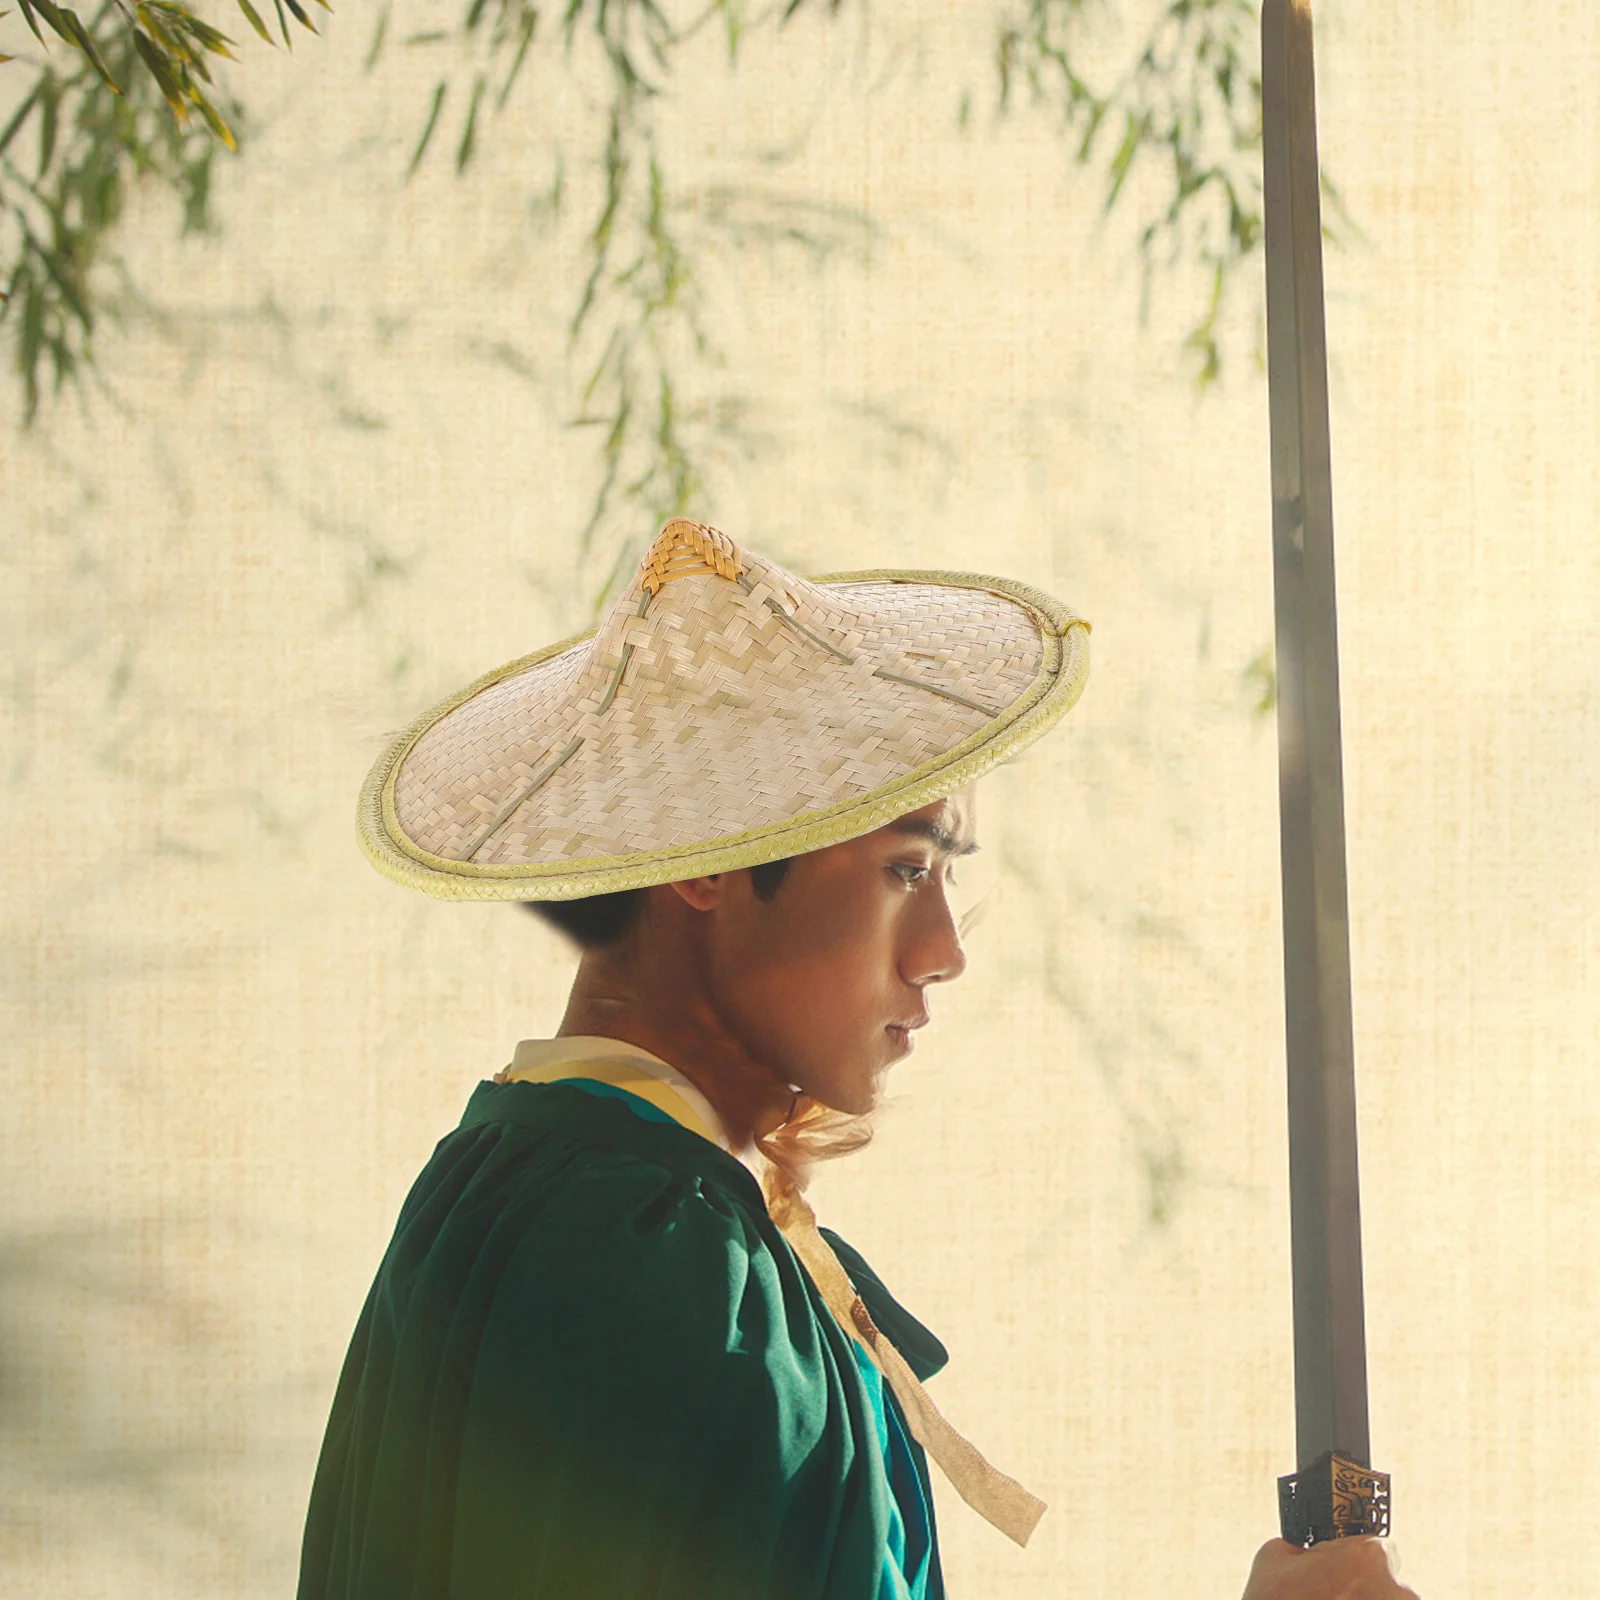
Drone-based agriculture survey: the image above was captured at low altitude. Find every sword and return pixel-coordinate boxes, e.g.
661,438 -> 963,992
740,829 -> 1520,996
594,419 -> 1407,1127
1259,0 -> 1391,1547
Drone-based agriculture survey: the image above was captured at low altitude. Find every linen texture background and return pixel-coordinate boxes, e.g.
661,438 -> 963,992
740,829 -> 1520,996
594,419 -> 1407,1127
5,4 -> 1597,1596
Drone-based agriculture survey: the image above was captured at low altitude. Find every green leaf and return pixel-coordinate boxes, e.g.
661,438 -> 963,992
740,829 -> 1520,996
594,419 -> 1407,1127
29,0 -> 77,48
19,269 -> 45,421
0,76 -> 42,156
177,11 -> 239,59
558,0 -> 581,51
362,3 -> 387,71
191,91 -> 237,150
179,141 -> 216,232
407,79 -> 446,177
148,1 -> 237,60
235,0 -> 274,43
60,9 -> 122,92
22,217 -> 92,328
37,72 -> 58,174
456,73 -> 484,173
281,0 -> 314,32
133,28 -> 189,121
137,5 -> 193,63
1105,109 -> 1143,212
272,0 -> 292,47
496,5 -> 537,111
16,0 -> 46,46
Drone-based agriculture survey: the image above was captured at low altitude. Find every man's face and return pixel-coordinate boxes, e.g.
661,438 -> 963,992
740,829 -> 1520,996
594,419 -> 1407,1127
696,789 -> 977,1115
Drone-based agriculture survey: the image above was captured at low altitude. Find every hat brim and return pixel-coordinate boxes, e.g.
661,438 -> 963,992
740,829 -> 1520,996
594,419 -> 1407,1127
357,569 -> 1089,901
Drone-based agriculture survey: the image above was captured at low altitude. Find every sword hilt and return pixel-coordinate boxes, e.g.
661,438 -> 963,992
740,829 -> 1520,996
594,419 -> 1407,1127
1277,1451 -> 1391,1545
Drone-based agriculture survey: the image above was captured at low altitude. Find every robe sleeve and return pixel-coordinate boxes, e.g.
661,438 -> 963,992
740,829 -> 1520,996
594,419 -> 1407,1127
299,1116 -> 894,1600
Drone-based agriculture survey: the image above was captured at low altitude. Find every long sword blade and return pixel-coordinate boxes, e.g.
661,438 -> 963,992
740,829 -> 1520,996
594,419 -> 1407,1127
1260,0 -> 1387,1541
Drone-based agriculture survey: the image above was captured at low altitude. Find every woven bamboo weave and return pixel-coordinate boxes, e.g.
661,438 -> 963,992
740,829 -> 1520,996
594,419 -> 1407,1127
359,523 -> 1090,900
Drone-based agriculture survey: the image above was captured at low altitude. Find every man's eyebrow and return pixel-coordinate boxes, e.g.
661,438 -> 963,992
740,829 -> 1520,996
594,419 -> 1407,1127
887,817 -> 981,856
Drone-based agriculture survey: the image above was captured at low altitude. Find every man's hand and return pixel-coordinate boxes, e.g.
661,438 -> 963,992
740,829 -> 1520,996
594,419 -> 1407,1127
1241,1537 -> 1419,1600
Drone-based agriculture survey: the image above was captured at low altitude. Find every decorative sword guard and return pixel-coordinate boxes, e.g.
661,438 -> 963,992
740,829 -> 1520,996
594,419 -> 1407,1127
1278,1451 -> 1391,1546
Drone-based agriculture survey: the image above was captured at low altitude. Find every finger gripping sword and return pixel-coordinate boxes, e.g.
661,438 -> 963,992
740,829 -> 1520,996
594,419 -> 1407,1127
1260,0 -> 1392,1547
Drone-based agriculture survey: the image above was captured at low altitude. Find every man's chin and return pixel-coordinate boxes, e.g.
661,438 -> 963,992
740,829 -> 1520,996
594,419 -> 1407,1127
841,1069 -> 891,1118
805,1071 -> 884,1119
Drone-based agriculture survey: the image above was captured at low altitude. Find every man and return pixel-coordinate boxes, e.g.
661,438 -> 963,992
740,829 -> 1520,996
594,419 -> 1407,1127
302,521 -> 1417,1598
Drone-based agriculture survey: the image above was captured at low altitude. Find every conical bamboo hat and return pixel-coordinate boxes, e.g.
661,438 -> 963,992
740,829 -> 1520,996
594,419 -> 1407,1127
358,520 -> 1090,900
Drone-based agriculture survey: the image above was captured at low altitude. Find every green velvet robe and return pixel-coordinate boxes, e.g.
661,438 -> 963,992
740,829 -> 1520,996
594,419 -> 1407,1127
298,1079 -> 950,1600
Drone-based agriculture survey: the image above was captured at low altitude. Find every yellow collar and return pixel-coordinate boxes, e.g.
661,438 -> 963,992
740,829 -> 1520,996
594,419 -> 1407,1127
495,1035 -> 734,1153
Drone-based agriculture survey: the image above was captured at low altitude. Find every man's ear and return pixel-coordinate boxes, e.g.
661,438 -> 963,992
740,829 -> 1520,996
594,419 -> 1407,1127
666,875 -> 722,912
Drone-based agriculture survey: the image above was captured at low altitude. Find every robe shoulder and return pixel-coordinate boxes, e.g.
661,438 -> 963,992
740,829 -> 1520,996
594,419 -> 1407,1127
299,1082 -> 900,1600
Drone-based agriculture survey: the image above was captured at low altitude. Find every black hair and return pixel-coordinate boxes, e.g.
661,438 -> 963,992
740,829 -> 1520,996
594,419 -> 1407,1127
521,857 -> 792,950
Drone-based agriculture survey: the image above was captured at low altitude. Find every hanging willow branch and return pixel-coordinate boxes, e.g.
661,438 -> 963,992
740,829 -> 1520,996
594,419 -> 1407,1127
386,0 -> 879,606
995,0 -> 1356,383
4,0 -> 1354,576
390,0 -> 1320,596
0,0 -> 320,417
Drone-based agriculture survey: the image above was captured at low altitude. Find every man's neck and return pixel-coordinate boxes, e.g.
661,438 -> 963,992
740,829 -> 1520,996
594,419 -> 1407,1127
558,985 -> 793,1153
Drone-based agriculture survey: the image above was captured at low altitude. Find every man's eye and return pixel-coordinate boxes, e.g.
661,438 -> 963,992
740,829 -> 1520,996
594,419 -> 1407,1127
890,862 -> 930,886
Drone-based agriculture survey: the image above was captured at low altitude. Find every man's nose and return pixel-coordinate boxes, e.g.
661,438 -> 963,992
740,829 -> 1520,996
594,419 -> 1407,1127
903,892 -> 967,987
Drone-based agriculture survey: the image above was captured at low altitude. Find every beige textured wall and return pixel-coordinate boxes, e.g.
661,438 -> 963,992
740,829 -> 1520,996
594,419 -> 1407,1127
5,3 -> 1597,1596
